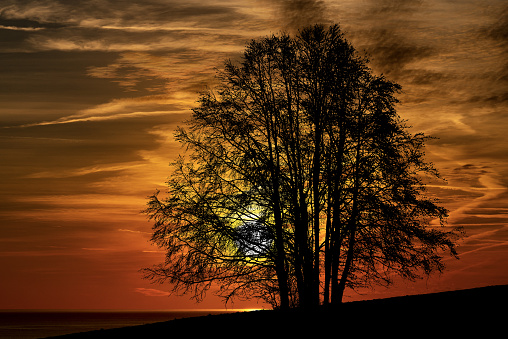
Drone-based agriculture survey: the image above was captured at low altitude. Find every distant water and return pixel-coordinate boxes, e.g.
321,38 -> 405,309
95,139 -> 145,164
0,310 -> 240,339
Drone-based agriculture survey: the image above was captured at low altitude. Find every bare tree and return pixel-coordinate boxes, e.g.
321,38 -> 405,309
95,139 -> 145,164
142,24 -> 460,310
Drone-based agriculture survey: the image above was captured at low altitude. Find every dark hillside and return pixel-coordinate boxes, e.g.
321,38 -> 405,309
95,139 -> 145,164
49,285 -> 507,338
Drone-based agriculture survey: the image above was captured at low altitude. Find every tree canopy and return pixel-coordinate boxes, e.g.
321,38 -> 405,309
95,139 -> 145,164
142,24 -> 460,310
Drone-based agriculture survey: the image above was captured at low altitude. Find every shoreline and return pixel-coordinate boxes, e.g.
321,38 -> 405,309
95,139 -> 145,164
46,284 -> 507,338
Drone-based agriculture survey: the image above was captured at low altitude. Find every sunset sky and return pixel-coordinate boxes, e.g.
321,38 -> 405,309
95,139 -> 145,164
1,0 -> 507,310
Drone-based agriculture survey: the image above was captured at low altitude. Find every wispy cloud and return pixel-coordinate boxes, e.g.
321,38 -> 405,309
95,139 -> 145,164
1,0 -> 248,28
10,110 -> 187,128
86,51 -> 220,94
25,163 -> 144,179
273,0 -> 329,32
135,287 -> 171,297
1,0 -> 259,53
0,24 -> 43,31
481,4 -> 508,45
446,173 -> 507,226
479,4 -> 508,87
26,32 -> 247,53
118,228 -> 151,235
347,0 -> 435,80
367,0 -> 423,14
3,93 -> 190,128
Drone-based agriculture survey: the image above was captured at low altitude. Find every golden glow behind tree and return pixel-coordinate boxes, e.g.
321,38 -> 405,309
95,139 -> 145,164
142,24 -> 461,310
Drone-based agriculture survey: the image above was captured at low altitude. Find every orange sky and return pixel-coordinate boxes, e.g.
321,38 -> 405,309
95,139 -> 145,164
1,0 -> 507,310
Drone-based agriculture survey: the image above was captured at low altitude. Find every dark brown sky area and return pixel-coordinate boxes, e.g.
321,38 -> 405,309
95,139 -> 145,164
1,0 -> 507,309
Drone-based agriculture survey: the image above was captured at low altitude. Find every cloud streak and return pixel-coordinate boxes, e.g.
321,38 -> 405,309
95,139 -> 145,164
9,110 -> 187,128
135,288 -> 171,297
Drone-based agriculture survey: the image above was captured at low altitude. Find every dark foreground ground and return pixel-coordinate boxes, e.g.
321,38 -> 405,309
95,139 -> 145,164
49,285 -> 507,338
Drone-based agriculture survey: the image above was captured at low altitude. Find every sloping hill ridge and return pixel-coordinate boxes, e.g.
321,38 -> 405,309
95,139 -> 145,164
50,285 -> 507,338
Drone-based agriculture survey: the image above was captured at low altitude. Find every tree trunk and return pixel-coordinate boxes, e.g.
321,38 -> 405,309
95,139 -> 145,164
329,117 -> 346,305
273,187 -> 290,309
312,124 -> 322,307
323,182 -> 332,305
265,100 -> 290,310
333,133 -> 361,305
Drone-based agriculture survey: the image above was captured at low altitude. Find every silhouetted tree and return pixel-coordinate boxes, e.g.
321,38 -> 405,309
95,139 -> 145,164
142,24 -> 460,310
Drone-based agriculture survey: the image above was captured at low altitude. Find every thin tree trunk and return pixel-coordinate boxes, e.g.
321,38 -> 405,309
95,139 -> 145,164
273,184 -> 290,309
264,94 -> 290,309
329,115 -> 346,305
312,115 -> 322,307
323,177 -> 333,305
333,134 -> 361,304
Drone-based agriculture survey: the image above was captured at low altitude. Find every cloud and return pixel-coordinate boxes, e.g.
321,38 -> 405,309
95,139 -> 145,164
135,287 -> 171,297
26,29 -> 249,53
270,0 -> 329,32
0,110 -> 183,200
118,228 -> 151,235
1,0 -> 262,55
362,29 -> 435,76
367,0 -> 423,14
1,0 -> 245,28
25,162 -> 144,179
345,0 -> 437,80
451,164 -> 492,189
4,92 -> 190,128
0,25 -> 41,31
0,0 -> 70,24
0,13 -> 68,30
86,51 -> 221,94
482,4 -> 508,44
480,4 -> 508,84
10,110 -> 186,128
